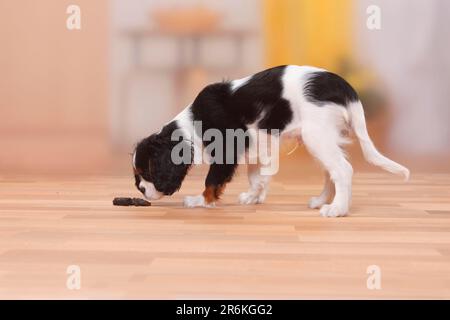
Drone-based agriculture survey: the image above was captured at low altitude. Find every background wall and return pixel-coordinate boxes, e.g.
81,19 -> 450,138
264,0 -> 353,70
356,0 -> 450,155
0,0 -> 448,176
0,0 -> 109,174
109,0 -> 263,146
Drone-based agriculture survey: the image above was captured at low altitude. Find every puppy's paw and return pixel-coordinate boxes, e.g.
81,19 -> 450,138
183,195 -> 215,208
238,192 -> 265,205
308,196 -> 327,209
319,204 -> 348,218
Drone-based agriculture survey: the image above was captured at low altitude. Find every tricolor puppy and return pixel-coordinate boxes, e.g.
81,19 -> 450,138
132,65 -> 409,217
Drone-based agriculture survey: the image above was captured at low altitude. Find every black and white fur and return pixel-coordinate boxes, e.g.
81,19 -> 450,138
133,65 -> 409,217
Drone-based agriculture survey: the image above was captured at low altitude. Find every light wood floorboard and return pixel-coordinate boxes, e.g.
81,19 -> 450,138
1,166 -> 449,299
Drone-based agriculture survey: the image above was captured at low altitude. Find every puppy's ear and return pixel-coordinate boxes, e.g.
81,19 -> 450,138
146,134 -> 164,149
134,137 -> 153,170
136,134 -> 164,155
151,140 -> 192,195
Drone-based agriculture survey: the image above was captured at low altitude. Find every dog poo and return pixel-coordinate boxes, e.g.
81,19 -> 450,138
113,197 -> 151,206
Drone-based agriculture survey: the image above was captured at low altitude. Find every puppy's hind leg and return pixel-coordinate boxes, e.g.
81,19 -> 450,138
308,171 -> 335,209
239,163 -> 271,205
302,123 -> 353,217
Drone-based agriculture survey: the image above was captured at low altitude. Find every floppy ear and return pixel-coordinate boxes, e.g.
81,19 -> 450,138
149,135 -> 192,195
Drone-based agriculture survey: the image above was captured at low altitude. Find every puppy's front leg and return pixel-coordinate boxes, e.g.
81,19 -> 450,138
182,185 -> 222,208
183,194 -> 215,208
184,163 -> 237,208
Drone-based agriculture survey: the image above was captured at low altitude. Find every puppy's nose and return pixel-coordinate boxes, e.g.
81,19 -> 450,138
139,186 -> 146,194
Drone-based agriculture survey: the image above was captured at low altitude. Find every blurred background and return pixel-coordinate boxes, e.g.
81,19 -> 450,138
1,0 -> 449,176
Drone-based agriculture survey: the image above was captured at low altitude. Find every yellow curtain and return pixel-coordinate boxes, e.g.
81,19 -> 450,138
264,0 -> 354,71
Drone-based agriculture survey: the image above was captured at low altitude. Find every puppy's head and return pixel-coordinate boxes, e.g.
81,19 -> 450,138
132,129 -> 191,200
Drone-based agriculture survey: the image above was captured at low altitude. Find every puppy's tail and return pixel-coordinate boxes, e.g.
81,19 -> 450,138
348,100 -> 410,181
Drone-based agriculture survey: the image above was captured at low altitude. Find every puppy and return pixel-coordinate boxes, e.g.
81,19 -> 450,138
132,65 -> 409,217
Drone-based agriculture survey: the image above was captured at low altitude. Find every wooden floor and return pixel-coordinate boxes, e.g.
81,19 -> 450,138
1,164 -> 450,299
